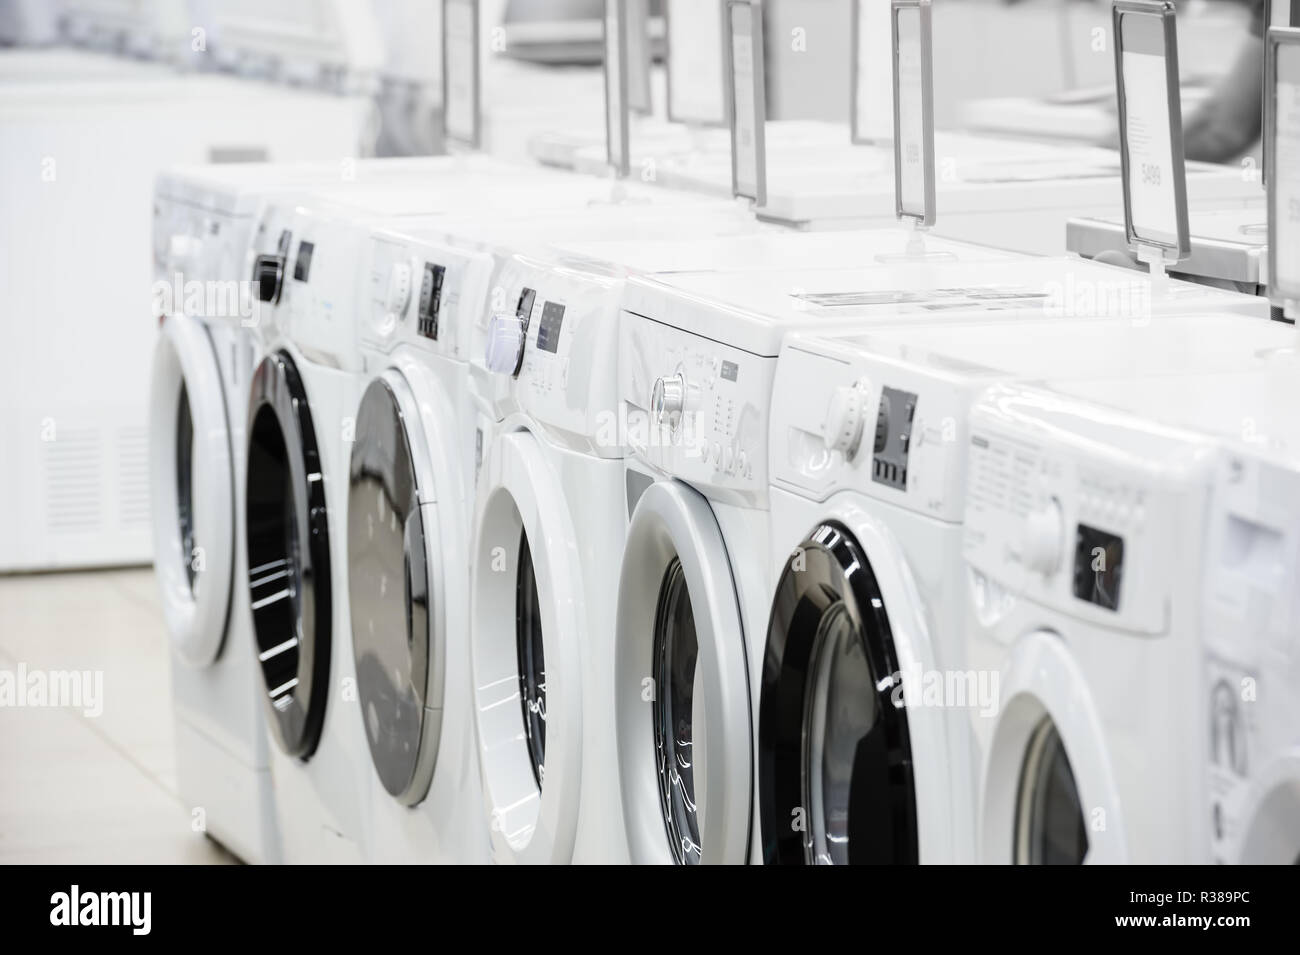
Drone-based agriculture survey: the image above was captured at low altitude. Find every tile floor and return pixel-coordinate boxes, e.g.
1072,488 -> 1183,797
0,568 -> 235,864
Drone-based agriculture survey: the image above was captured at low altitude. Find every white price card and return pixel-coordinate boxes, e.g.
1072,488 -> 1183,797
442,0 -> 479,148
892,0 -> 934,224
1269,31 -> 1300,300
852,0 -> 894,143
666,0 -> 726,125
604,0 -> 630,176
626,0 -> 652,115
727,0 -> 767,203
1115,3 -> 1188,253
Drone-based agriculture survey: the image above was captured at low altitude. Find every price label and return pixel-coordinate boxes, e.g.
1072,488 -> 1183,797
1270,34 -> 1300,299
604,0 -> 630,176
852,0 -> 893,143
666,0 -> 726,125
728,0 -> 766,203
626,0 -> 652,115
892,1 -> 933,224
442,0 -> 479,148
1116,5 -> 1187,252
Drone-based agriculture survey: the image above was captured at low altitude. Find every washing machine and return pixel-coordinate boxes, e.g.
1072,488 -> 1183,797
0,4 -> 380,573
610,256 -> 1275,865
756,313 -> 1297,866
968,365 -> 1300,864
1068,204 -> 1271,296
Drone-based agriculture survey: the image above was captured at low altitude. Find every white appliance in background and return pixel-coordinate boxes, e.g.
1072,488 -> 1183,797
974,366 -> 1300,864
1068,205 -> 1271,296
757,314 -> 1297,866
608,255 -> 1269,865
0,3 -> 381,573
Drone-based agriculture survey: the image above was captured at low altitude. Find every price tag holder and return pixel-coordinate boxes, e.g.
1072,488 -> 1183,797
1113,0 -> 1190,264
441,0 -> 481,150
665,0 -> 727,126
604,0 -> 631,177
891,0 -> 935,226
726,0 -> 767,205
851,0 -> 893,144
1267,27 -> 1300,313
626,0 -> 652,116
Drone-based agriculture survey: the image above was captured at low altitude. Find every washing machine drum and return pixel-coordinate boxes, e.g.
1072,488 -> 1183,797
245,350 -> 331,760
348,375 -> 446,807
760,522 -> 918,864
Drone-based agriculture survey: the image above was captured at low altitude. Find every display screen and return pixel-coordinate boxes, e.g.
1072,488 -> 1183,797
418,262 -> 446,340
293,241 -> 314,282
871,386 -> 916,491
536,301 -> 565,353
1271,39 -> 1300,298
1118,10 -> 1182,248
1073,523 -> 1124,611
720,360 -> 738,382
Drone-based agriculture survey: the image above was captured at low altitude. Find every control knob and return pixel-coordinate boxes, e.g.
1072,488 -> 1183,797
252,254 -> 285,305
484,312 -> 527,376
651,374 -> 686,422
823,378 -> 871,459
385,261 -> 412,319
1021,497 -> 1064,576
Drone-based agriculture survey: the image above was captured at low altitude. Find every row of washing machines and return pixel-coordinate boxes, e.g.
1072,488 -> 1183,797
151,151 -> 1300,865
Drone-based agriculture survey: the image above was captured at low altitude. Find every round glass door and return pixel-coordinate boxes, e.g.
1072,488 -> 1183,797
760,522 -> 918,865
652,558 -> 702,865
348,376 -> 437,805
1013,717 -> 1088,864
245,350 -> 331,759
516,529 -> 547,789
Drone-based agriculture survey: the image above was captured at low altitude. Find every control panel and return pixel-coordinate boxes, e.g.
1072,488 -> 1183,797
280,213 -> 362,372
362,231 -> 493,364
475,256 -> 624,458
620,310 -> 772,506
769,335 -> 972,523
963,383 -> 1210,633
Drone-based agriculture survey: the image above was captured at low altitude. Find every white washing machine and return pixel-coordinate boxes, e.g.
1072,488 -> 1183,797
756,313 -> 1297,866
610,257 -> 1275,865
976,366 -> 1300,864
0,4 -> 378,572
348,225 -> 497,864
1068,204 -> 1272,296
564,130 -> 1259,254
242,198 -> 376,864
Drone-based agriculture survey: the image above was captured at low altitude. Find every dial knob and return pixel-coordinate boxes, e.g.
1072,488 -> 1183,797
652,374 -> 686,421
1022,498 -> 1064,576
484,312 -> 527,376
823,379 -> 871,459
385,262 -> 412,318
252,254 -> 285,305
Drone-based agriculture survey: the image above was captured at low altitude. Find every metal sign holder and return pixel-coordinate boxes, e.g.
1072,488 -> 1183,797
441,0 -> 481,151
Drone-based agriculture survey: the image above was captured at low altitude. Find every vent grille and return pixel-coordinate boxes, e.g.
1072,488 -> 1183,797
118,426 -> 150,527
43,428 -> 102,533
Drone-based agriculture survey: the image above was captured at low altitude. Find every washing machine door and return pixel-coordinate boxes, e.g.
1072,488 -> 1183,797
980,630 -> 1122,864
348,365 -> 455,807
472,429 -> 583,863
1235,753 -> 1300,864
760,519 -> 936,865
245,350 -> 331,760
149,312 -> 234,668
615,480 -> 752,865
